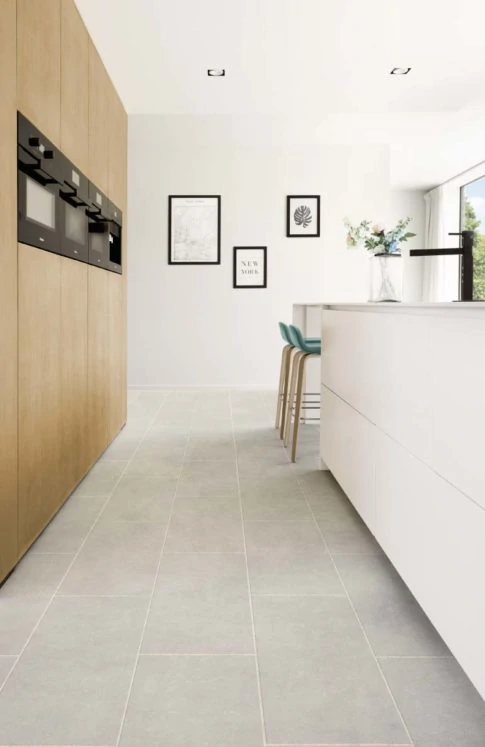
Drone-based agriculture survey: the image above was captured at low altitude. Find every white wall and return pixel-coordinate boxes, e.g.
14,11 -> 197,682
128,115 -> 394,388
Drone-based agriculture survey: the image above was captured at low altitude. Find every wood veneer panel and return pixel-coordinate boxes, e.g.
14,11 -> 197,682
17,0 -> 61,144
87,266 -> 110,463
60,257 -> 89,496
60,0 -> 89,173
0,0 -> 18,582
18,245 -> 62,554
88,42 -> 109,194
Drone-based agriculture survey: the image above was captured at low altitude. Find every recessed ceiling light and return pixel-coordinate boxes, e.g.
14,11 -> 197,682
207,69 -> 225,77
390,67 -> 411,75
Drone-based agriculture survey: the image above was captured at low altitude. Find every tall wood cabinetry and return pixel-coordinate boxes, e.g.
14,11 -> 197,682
1,0 -> 128,583
0,0 -> 19,582
17,0 -> 61,145
60,0 -> 89,173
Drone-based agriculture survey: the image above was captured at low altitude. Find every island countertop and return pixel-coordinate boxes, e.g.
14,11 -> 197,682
317,302 -> 485,700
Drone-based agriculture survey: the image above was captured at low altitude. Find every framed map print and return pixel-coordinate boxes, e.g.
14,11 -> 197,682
168,195 -> 221,264
233,246 -> 267,289
286,195 -> 320,238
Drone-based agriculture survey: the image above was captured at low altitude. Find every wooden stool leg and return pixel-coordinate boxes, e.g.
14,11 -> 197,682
279,346 -> 293,439
275,345 -> 290,429
291,353 -> 307,462
284,351 -> 303,447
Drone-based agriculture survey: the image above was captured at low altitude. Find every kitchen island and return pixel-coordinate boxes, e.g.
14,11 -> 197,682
313,301 -> 485,699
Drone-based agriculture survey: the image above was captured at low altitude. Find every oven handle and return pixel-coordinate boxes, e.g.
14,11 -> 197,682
60,189 -> 88,208
18,145 -> 60,186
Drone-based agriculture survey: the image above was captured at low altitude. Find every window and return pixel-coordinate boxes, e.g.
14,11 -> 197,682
460,176 -> 485,300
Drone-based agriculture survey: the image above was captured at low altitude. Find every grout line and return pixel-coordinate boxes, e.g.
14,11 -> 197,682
139,652 -> 256,657
251,593 -> 347,598
114,397 -> 195,746
377,655 -> 453,660
292,466 -> 416,747
0,396 -> 165,700
229,392 -> 269,747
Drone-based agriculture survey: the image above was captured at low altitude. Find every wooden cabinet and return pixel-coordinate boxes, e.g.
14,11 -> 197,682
61,0 -> 89,173
88,42 -> 110,195
0,0 -> 18,582
60,258 -> 89,496
108,88 -> 128,210
17,0 -> 61,144
108,272 -> 125,439
18,245 -> 62,554
87,266 -> 110,463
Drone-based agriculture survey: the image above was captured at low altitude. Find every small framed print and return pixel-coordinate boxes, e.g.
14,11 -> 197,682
168,195 -> 221,264
233,246 -> 267,289
286,195 -> 320,238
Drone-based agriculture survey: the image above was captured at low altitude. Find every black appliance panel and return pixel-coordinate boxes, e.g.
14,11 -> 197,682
17,113 -> 62,254
107,201 -> 123,274
87,186 -> 110,269
59,157 -> 89,263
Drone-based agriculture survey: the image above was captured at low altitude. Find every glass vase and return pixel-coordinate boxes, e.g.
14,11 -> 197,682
369,252 -> 403,302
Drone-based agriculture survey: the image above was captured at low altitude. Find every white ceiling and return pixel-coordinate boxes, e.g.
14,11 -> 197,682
75,0 -> 485,188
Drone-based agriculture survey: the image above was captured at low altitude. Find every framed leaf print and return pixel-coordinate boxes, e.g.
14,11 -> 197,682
286,195 -> 320,238
168,195 -> 221,264
233,247 -> 267,289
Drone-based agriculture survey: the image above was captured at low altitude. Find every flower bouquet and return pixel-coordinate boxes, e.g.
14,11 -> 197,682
344,217 -> 415,255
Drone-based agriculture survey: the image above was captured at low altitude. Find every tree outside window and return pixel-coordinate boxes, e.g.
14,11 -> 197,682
461,177 -> 485,300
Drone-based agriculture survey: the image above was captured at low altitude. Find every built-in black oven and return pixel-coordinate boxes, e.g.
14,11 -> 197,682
86,185 -> 123,274
86,184 -> 110,269
17,112 -> 62,253
107,201 -> 123,274
59,157 -> 89,263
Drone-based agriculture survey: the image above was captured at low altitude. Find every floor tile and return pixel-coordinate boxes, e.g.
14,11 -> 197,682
239,473 -> 303,500
0,656 -> 16,688
298,468 -> 345,497
241,491 -> 312,521
59,522 -> 165,596
124,453 -> 184,478
142,553 -> 252,654
0,597 -> 147,746
31,496 -> 105,554
380,657 -> 485,747
185,432 -> 236,461
245,521 -> 343,595
165,497 -> 243,552
0,599 -> 49,655
100,431 -> 142,461
0,554 -> 72,598
75,460 -> 127,497
99,475 -> 177,523
253,597 -> 408,745
315,498 -> 383,555
335,554 -> 451,657
119,655 -> 263,747
237,452 -> 291,477
133,439 -> 187,461
253,595 -> 371,657
177,460 -> 238,497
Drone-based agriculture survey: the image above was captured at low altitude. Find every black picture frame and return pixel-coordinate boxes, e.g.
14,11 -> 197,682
286,195 -> 320,238
233,246 -> 267,289
168,195 -> 221,265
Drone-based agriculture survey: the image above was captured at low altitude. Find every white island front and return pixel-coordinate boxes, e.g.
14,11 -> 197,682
317,302 -> 485,699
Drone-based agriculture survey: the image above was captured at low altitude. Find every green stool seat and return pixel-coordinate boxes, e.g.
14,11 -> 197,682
288,324 -> 321,355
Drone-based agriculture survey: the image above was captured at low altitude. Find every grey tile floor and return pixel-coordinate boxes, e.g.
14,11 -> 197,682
0,388 -> 484,746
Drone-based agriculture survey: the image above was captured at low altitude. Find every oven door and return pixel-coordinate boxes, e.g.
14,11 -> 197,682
59,158 -> 89,263
18,162 -> 61,253
88,219 -> 109,269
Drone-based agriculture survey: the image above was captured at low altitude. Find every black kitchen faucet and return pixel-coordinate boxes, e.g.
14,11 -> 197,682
410,230 -> 474,301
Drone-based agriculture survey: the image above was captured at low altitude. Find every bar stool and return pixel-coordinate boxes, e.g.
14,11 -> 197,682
283,324 -> 321,463
275,322 -> 320,439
